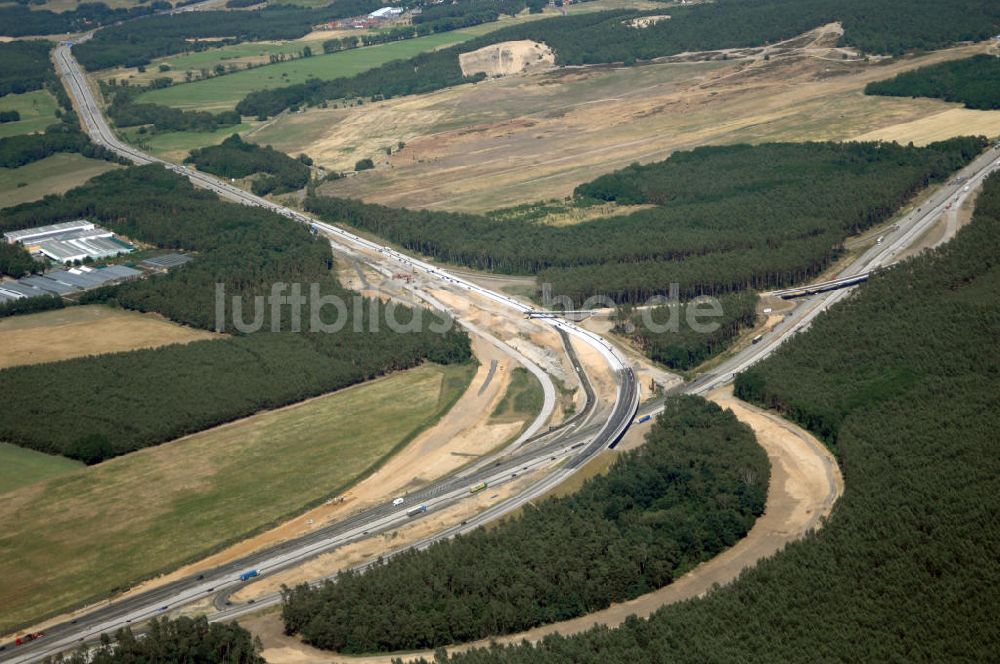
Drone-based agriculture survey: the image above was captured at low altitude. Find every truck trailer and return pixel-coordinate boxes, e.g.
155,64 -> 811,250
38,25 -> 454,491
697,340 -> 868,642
239,569 -> 259,582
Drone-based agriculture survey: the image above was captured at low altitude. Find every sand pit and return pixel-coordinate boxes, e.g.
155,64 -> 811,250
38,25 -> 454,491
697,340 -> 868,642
459,40 -> 554,78
627,14 -> 670,28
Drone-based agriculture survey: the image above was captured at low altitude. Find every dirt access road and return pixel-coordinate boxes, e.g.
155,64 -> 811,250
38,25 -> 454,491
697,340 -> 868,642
246,385 -> 844,664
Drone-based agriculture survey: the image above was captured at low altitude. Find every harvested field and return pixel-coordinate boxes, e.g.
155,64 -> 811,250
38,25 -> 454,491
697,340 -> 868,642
263,38 -> 997,212
0,304 -> 216,369
852,107 -> 1000,145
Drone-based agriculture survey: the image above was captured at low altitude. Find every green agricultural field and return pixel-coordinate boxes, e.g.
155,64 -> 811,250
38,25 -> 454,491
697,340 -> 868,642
0,153 -> 120,208
0,89 -> 59,139
0,361 -> 475,634
136,30 -> 487,112
0,443 -> 82,495
121,122 -> 260,161
149,41 -> 326,76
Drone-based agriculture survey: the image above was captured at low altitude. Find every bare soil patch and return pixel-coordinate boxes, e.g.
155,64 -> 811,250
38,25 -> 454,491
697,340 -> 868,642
459,40 -> 554,77
288,39 -> 991,212
627,14 -> 670,28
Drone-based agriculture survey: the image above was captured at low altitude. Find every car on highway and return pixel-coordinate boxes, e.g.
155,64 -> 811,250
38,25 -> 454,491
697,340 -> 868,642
392,497 -> 405,506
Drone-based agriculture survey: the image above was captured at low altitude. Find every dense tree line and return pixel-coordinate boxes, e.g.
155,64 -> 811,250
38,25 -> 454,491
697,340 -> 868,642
475,0 -> 1000,65
105,83 -> 241,133
70,0 -> 562,72
73,1 -> 383,70
0,2 -> 168,38
0,166 -> 471,462
865,54 -> 1000,110
0,110 -> 21,123
235,0 -> 1000,117
0,294 -> 64,319
0,113 -> 121,168
0,41 -> 56,97
0,242 -> 40,278
282,396 -> 768,653
306,139 -> 983,305
404,160 -> 1000,664
0,47 -> 123,169
185,133 -> 310,196
44,616 -> 264,664
626,291 -> 758,371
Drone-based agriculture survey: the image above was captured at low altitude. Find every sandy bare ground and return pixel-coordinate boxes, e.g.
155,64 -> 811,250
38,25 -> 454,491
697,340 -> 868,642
627,14 -> 670,28
230,469 -> 550,603
577,314 -> 682,402
0,305 -> 217,369
459,40 -> 554,77
281,33 -> 995,211
246,385 -> 843,663
897,176 -> 982,261
139,335 -> 522,580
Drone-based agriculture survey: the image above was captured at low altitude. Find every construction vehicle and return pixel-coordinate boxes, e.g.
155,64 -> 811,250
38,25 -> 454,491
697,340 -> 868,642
239,569 -> 259,582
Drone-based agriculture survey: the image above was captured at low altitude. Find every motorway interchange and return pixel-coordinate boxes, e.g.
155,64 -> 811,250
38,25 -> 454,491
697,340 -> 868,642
4,37 -> 999,664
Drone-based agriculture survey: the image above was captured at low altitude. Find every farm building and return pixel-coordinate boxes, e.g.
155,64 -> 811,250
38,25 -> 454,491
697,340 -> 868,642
0,265 -> 142,302
4,220 -> 95,245
368,6 -> 403,19
140,253 -> 194,272
4,220 -> 135,264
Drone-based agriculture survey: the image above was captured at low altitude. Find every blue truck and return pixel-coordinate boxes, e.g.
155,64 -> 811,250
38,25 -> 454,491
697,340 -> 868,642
406,505 -> 428,517
239,569 -> 259,582
635,414 -> 652,424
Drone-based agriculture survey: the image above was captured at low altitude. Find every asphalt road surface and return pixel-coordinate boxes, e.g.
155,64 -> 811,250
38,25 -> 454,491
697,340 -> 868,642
2,42 -> 639,664
4,38 -> 997,663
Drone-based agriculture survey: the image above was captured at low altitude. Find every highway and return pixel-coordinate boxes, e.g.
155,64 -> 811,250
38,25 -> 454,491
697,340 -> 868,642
2,41 -> 639,664
666,144 -> 1000,403
5,38 -> 997,663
